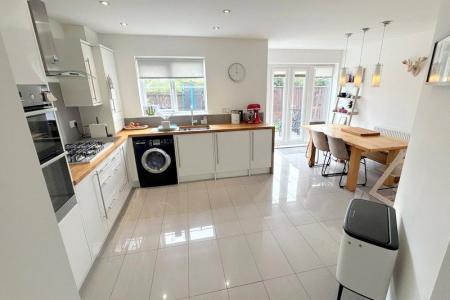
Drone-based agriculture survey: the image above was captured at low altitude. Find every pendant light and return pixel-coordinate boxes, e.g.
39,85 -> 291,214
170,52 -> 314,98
372,21 -> 392,87
354,27 -> 369,88
339,33 -> 352,86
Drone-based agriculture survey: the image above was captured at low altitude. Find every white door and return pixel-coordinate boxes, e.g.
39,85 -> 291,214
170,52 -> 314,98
215,131 -> 250,174
268,65 -> 335,147
176,133 -> 215,177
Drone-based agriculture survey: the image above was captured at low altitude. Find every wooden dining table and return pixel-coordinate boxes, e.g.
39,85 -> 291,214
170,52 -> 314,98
303,124 -> 408,192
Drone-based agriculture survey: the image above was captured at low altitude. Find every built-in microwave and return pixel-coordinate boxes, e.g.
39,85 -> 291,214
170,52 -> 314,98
20,84 -> 76,222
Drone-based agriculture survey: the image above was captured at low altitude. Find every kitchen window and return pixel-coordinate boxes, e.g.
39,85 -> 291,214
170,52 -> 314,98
136,57 -> 207,115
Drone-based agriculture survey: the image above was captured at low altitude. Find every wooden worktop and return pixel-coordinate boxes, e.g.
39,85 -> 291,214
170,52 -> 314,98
302,124 -> 408,152
69,123 -> 274,185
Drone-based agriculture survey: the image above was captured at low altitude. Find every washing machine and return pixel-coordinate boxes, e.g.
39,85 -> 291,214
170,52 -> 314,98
132,135 -> 178,187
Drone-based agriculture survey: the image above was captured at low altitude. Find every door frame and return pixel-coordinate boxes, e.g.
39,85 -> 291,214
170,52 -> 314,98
267,64 -> 337,147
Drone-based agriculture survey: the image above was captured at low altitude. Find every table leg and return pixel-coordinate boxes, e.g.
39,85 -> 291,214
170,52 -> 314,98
307,137 -> 316,168
384,149 -> 400,186
346,146 -> 362,192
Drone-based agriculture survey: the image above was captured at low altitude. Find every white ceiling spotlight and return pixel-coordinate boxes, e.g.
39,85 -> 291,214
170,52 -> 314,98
98,1 -> 109,6
213,26 -> 220,30
120,22 -> 128,27
222,9 -> 231,14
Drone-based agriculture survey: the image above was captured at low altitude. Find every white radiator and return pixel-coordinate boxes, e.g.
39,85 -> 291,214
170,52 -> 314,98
374,126 -> 410,141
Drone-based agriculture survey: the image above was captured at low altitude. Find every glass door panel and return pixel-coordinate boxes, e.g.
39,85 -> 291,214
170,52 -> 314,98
271,71 -> 287,143
269,65 -> 335,147
310,67 -> 333,122
288,70 -> 307,144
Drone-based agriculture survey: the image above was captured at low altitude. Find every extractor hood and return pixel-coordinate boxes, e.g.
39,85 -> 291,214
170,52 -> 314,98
28,0 -> 88,77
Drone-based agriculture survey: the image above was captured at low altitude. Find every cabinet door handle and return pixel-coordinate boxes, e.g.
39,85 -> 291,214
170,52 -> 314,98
216,134 -> 219,164
176,136 -> 181,168
85,58 -> 97,101
251,132 -> 255,161
95,172 -> 108,219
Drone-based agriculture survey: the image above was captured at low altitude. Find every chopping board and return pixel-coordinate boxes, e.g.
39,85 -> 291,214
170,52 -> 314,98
341,127 -> 380,137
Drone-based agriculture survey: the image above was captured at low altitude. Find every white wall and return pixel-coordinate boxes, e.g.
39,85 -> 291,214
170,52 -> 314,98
268,48 -> 343,65
344,30 -> 434,133
99,34 -> 268,117
0,35 -> 80,300
388,0 -> 450,298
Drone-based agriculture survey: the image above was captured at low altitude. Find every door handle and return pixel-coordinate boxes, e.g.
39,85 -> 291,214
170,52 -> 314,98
95,171 -> 108,219
216,134 -> 219,164
175,136 -> 181,168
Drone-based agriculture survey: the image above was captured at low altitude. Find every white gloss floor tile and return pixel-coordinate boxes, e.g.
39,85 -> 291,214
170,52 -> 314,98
263,274 -> 309,300
110,250 -> 157,300
272,227 -> 323,273
228,282 -> 269,300
189,240 -> 226,296
246,231 -> 294,280
150,245 -> 189,300
297,267 -> 339,300
297,223 -> 340,266
82,148 -> 384,300
217,235 -> 262,288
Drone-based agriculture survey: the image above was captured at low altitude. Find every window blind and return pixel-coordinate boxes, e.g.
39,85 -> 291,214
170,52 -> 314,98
136,57 -> 205,79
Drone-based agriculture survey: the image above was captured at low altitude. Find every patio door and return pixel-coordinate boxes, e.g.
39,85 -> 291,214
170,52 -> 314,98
268,65 -> 335,147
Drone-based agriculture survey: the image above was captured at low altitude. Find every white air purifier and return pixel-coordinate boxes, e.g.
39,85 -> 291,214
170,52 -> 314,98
336,199 -> 399,300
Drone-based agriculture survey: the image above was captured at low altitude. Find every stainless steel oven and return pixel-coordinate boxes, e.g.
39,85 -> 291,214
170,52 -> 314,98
20,84 -> 76,222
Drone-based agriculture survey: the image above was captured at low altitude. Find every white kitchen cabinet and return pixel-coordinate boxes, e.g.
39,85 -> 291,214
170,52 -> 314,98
0,0 -> 47,84
56,39 -> 102,106
75,171 -> 108,261
175,133 -> 215,180
215,131 -> 250,175
58,204 -> 92,290
95,144 -> 130,230
250,129 -> 273,171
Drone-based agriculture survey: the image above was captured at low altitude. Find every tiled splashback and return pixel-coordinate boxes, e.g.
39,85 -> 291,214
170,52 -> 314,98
125,113 -> 264,127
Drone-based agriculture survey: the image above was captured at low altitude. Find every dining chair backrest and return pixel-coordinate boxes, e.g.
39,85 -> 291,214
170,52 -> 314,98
327,135 -> 350,161
311,131 -> 329,152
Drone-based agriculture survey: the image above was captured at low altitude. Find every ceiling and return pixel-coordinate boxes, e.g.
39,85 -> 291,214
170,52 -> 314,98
45,0 -> 440,49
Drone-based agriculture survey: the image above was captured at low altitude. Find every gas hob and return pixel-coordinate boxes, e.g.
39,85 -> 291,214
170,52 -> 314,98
66,139 -> 113,164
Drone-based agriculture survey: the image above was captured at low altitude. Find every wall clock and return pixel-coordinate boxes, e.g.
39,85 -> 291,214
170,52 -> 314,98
228,63 -> 246,82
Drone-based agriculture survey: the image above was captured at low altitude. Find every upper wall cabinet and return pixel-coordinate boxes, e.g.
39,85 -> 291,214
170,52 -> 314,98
0,0 -> 47,85
56,39 -> 102,107
95,45 -> 124,133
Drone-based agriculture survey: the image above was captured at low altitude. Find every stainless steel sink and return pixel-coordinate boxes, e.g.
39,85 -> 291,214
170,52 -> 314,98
178,125 -> 211,131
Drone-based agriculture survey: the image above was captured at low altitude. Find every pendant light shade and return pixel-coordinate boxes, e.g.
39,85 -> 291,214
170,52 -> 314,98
339,33 -> 352,86
339,67 -> 348,86
372,21 -> 391,87
354,66 -> 364,87
354,28 -> 369,88
372,63 -> 382,87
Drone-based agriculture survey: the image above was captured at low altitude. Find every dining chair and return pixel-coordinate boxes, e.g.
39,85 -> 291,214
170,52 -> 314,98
311,130 -> 334,176
326,135 -> 367,188
305,121 -> 326,162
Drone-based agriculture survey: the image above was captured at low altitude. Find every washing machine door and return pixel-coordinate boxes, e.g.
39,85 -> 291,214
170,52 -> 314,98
141,148 -> 172,174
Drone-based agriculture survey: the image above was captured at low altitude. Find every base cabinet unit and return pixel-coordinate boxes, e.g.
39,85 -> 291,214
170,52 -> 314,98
56,39 -> 102,106
170,129 -> 274,183
75,171 -> 108,260
215,131 -> 251,177
250,129 -> 273,172
61,143 -> 130,290
175,133 -> 215,181
58,204 -> 92,290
